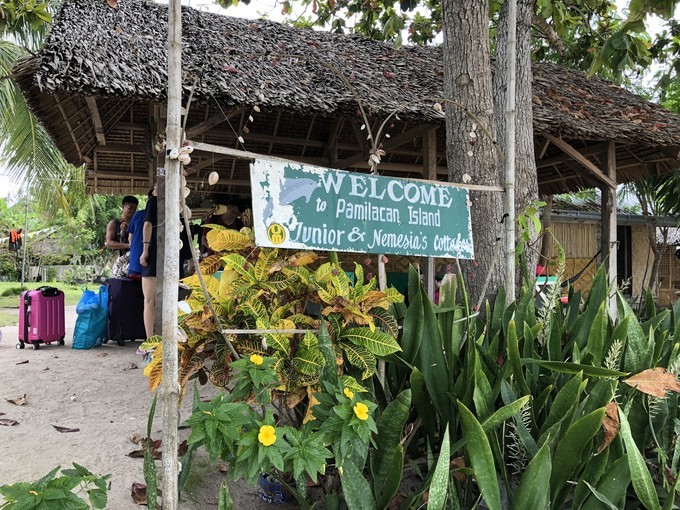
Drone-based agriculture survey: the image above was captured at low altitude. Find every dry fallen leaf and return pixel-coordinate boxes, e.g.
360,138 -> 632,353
15,360 -> 29,365
6,394 -> 27,406
216,461 -> 228,473
450,456 -> 467,482
130,433 -> 143,444
106,0 -> 118,8
131,482 -> 161,506
128,363 -> 138,370
598,401 -> 620,453
0,418 -> 19,426
97,352 -> 108,358
52,424 -> 80,433
623,368 -> 680,398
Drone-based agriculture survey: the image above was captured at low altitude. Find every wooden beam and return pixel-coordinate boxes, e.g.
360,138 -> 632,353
53,94 -> 83,161
189,155 -> 229,173
535,141 -> 611,169
336,124 -> 435,169
323,118 -> 343,165
85,96 -> 106,145
89,169 -> 249,187
185,108 -> 242,139
544,135 -> 616,188
537,136 -> 550,159
93,144 -> 147,154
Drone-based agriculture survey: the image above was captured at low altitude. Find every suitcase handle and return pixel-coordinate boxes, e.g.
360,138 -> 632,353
37,286 -> 60,297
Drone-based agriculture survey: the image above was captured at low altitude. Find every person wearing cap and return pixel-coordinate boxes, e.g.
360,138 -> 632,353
199,203 -> 244,258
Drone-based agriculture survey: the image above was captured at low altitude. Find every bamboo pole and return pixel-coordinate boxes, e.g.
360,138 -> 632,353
161,0 -> 182,507
504,0 -> 517,304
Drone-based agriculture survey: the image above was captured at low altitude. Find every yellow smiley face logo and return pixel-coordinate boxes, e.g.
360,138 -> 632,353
267,223 -> 286,245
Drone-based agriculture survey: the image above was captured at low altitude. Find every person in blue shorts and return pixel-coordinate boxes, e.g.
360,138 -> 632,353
127,189 -> 153,280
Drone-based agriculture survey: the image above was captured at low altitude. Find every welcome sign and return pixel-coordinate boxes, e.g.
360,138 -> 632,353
250,160 -> 474,259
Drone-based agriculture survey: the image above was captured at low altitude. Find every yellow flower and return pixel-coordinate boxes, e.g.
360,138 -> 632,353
258,425 -> 277,446
343,388 -> 355,399
250,354 -> 264,366
353,402 -> 369,421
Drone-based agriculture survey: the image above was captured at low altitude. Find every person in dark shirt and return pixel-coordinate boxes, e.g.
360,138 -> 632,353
140,186 -> 158,339
106,195 -> 138,255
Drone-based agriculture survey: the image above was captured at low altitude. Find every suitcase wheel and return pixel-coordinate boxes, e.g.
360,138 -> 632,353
16,342 -> 24,349
117,338 -> 125,346
59,339 -> 65,346
32,343 -> 40,350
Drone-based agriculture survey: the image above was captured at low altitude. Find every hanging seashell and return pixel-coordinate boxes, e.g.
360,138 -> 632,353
208,171 -> 219,186
181,175 -> 187,187
169,148 -> 180,159
178,301 -> 191,314
185,208 -> 192,220
183,186 -> 191,198
179,239 -> 183,250
178,153 -> 191,165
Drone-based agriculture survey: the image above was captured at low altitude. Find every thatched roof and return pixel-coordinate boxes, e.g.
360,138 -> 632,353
12,0 -> 680,199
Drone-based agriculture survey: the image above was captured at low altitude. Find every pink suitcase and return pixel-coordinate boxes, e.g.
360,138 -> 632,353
17,287 -> 66,350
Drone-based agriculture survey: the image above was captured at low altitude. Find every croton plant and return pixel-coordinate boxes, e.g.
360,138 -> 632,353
142,224 -> 404,410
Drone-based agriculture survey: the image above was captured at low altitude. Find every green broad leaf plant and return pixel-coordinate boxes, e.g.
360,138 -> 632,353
153,224 -> 680,510
0,463 -> 110,510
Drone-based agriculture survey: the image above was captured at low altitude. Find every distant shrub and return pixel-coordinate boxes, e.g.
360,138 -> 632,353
46,267 -> 58,282
1,287 -> 23,297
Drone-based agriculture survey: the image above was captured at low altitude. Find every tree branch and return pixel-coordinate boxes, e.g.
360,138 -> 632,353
532,15 -> 568,56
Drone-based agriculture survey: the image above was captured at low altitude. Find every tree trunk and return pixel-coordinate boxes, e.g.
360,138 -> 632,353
494,0 -> 539,290
443,0 -> 504,306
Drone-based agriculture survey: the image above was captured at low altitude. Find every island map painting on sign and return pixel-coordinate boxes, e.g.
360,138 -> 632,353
250,160 -> 474,259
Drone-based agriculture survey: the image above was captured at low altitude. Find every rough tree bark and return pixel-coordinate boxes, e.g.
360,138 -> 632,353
443,0 -> 504,306
494,0 -> 539,289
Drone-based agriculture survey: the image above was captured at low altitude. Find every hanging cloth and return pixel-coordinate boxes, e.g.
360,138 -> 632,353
9,229 -> 22,252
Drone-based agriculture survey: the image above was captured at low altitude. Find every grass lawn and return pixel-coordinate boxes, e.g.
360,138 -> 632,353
0,310 -> 16,327
0,282 -> 93,308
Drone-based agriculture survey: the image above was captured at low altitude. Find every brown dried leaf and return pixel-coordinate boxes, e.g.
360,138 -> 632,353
130,433 -> 144,444
127,363 -> 138,370
97,352 -> 108,357
383,70 -> 396,80
598,402 -> 620,453
216,461 -> 228,473
0,418 -> 19,426
450,456 -> 467,482
623,368 -> 680,397
106,0 -> 118,9
6,394 -> 27,406
52,424 -> 80,433
131,482 -> 161,506
179,440 -> 188,456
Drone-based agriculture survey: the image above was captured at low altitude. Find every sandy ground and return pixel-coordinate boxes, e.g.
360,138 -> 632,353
0,306 -> 296,509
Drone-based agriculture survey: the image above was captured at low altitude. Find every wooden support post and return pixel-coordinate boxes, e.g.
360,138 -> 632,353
422,128 -> 437,301
600,141 -> 617,316
161,0 -> 182,507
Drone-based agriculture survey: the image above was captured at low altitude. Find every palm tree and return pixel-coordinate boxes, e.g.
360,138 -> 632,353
0,1 -> 85,215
